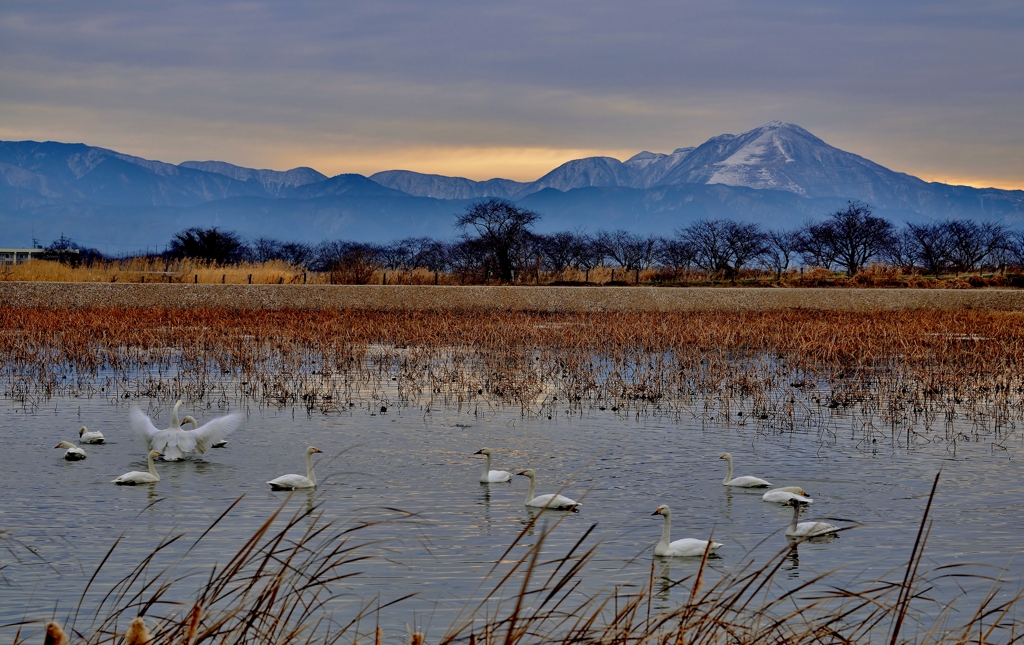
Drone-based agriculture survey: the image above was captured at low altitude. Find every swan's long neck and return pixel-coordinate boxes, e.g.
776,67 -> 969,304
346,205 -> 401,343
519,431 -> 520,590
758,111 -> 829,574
306,451 -> 317,485
659,512 -> 671,549
483,453 -> 493,477
171,401 -> 183,428
525,474 -> 535,504
147,453 -> 159,480
789,504 -> 801,533
723,456 -> 733,484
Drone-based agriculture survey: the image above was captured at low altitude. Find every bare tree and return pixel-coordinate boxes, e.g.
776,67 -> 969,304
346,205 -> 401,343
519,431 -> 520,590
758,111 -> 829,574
945,220 -> 1008,273
796,221 -> 838,270
313,241 -> 383,284
657,236 -> 697,279
904,223 -> 951,276
455,198 -> 540,282
599,230 -> 659,283
882,228 -> 919,272
804,201 -> 893,276
761,229 -> 800,281
572,233 -> 605,283
679,220 -> 732,276
723,221 -> 768,279
679,219 -> 766,280
540,231 -> 580,280
1006,231 -> 1024,271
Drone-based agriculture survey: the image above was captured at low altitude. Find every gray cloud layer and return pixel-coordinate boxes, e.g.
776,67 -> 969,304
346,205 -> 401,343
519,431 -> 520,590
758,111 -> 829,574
1,1 -> 1022,185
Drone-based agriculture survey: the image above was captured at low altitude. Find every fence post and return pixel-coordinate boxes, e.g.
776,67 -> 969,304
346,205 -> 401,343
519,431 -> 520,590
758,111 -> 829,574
248,274 -> 252,284
222,274 -> 225,284
383,272 -> 386,285
303,272 -> 307,284
194,274 -> 198,284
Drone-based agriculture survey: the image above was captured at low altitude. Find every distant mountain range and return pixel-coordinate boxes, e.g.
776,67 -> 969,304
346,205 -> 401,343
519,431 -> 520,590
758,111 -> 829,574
2,122 -> 1022,251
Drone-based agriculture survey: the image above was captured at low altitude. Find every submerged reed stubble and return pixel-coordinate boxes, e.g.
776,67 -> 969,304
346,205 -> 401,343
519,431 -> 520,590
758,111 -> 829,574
1,308 -> 1022,445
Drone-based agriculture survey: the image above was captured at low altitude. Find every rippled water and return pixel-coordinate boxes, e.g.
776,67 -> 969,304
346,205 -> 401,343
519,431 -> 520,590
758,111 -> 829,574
1,394 -> 1023,640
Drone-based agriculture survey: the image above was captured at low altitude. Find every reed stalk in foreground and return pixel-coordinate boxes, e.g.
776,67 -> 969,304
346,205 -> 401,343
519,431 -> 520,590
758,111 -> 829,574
7,474 -> 1021,645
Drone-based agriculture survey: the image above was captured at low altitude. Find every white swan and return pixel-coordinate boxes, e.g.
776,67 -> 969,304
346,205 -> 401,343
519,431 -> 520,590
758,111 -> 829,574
762,486 -> 813,504
183,416 -> 227,447
55,441 -> 87,461
78,426 -> 105,444
268,446 -> 322,490
785,498 -> 839,537
720,453 -> 772,487
130,400 -> 243,461
112,450 -> 162,485
516,469 -> 580,510
652,504 -> 722,557
474,448 -> 512,483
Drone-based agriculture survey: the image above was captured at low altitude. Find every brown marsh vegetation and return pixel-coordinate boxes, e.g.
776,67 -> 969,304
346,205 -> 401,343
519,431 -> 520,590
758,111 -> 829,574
4,258 -> 1024,288
2,307 -> 1023,446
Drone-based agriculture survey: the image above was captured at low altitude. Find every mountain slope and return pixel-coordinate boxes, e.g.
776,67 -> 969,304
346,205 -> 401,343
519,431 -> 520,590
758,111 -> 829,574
180,160 -> 326,197
369,170 -> 526,200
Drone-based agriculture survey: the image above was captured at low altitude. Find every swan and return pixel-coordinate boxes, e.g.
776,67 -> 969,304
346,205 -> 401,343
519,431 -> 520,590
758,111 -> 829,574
78,426 -> 105,444
55,441 -> 87,461
183,416 -> 227,447
652,504 -> 723,557
130,400 -> 243,460
763,486 -> 813,504
785,498 -> 840,538
720,453 -> 772,487
112,450 -> 162,485
268,446 -> 322,490
516,469 -> 580,510
474,448 -> 512,483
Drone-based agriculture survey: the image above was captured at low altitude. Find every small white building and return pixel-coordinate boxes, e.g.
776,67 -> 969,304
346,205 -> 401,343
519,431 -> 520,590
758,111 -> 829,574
0,248 -> 51,265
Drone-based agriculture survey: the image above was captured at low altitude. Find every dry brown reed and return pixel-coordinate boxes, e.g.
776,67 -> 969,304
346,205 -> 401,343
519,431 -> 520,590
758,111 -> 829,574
2,307 -> 1023,444
5,258 -> 1022,288
15,477 -> 1022,645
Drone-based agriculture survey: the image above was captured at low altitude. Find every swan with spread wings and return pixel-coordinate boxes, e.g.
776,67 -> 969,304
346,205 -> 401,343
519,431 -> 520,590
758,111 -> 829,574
130,400 -> 243,461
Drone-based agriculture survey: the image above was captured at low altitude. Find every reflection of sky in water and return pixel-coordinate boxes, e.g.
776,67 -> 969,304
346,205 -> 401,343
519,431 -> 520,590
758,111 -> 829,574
1,393 -> 1022,641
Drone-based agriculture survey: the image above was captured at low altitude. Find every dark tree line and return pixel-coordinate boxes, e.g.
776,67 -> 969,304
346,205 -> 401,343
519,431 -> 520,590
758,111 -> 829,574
45,200 -> 1024,283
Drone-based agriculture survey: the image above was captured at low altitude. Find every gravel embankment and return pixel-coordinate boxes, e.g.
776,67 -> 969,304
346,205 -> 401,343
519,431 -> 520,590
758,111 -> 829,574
2,282 -> 1024,311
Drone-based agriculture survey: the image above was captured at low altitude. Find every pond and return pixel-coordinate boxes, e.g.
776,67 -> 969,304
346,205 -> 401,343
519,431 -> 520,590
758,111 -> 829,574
1,393 -> 1022,641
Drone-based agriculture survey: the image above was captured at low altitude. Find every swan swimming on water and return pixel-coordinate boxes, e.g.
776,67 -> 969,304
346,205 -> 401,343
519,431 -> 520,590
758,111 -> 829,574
762,486 -> 813,504
720,453 -> 772,488
55,441 -> 86,460
474,448 -> 512,483
112,450 -> 162,485
784,498 -> 840,538
516,469 -> 580,510
652,504 -> 722,557
77,426 -> 105,444
268,446 -> 323,490
131,400 -> 242,460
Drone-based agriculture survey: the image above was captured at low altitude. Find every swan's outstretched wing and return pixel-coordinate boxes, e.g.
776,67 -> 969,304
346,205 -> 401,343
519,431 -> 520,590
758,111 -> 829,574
185,413 -> 244,454
129,408 -> 163,451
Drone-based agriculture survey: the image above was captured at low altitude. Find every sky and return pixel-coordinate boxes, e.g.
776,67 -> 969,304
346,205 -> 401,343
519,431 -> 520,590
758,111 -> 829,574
1,1 -> 1022,188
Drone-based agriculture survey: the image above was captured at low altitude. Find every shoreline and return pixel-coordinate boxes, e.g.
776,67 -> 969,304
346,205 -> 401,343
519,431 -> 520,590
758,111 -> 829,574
2,281 -> 1024,311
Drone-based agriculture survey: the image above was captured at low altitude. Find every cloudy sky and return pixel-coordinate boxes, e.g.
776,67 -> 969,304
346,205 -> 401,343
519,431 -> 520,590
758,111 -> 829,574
1,1 -> 1022,187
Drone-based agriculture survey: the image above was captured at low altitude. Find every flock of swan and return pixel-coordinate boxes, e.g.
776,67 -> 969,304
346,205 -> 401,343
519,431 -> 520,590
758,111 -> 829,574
55,401 -> 840,557
55,400 -> 321,490
476,448 -> 840,556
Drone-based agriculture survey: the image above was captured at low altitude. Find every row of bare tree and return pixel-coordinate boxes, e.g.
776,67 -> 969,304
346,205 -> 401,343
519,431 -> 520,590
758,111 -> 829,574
75,198 -> 1024,283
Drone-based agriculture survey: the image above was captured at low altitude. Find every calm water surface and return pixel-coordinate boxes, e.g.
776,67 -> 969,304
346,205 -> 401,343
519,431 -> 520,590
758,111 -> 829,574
1,395 -> 1022,639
